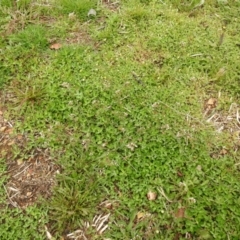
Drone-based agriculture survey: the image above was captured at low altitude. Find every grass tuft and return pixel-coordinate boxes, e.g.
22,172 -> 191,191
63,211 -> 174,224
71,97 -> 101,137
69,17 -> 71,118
8,24 -> 48,49
56,0 -> 98,20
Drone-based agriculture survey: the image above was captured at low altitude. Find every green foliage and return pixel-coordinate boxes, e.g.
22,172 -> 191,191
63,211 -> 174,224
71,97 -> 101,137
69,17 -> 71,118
0,159 -> 47,239
0,42 -> 10,88
8,24 -> 48,49
0,0 -> 240,239
16,0 -> 32,10
0,0 -> 12,8
0,0 -> 32,9
124,2 -> 151,21
57,0 -> 98,20
0,206 -> 48,240
49,148 -> 102,231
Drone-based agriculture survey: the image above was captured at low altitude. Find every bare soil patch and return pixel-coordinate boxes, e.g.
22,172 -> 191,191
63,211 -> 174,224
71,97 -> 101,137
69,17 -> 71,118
203,98 -> 240,158
0,105 -> 60,208
66,27 -> 93,46
101,0 -> 120,12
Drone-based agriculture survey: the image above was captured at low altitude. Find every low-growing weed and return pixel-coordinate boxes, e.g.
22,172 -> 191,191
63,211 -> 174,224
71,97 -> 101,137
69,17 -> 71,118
56,0 -> 98,20
0,206 -> 48,240
0,0 -> 239,239
8,24 -> 48,49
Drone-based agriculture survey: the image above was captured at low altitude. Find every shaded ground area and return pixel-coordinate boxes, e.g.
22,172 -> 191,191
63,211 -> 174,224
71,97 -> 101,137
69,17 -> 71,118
0,105 -> 60,208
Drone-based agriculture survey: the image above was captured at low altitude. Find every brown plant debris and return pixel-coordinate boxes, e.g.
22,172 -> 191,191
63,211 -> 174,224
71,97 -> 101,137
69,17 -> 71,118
0,107 -> 61,208
206,102 -> 239,135
50,42 -> 62,50
5,148 -> 60,208
101,0 -> 120,12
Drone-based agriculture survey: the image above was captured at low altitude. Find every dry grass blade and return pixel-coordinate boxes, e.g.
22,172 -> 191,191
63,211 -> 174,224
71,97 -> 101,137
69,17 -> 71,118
3,184 -> 19,208
157,187 -> 173,203
67,229 -> 88,240
67,213 -> 110,239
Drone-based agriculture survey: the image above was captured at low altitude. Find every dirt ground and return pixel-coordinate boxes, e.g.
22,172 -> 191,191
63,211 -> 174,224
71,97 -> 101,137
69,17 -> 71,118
0,105 -> 60,208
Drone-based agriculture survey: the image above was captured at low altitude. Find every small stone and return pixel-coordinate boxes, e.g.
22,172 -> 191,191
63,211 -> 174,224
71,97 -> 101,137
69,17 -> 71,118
88,8 -> 96,17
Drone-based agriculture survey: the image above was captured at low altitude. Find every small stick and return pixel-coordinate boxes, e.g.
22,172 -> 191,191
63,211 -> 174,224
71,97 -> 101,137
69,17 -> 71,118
206,113 -> 217,123
3,184 -> 18,207
12,163 -> 31,178
236,109 -> 240,124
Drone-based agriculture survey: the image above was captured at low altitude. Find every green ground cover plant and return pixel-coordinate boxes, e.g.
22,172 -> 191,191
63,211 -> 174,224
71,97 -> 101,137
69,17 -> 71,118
0,0 -> 239,239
